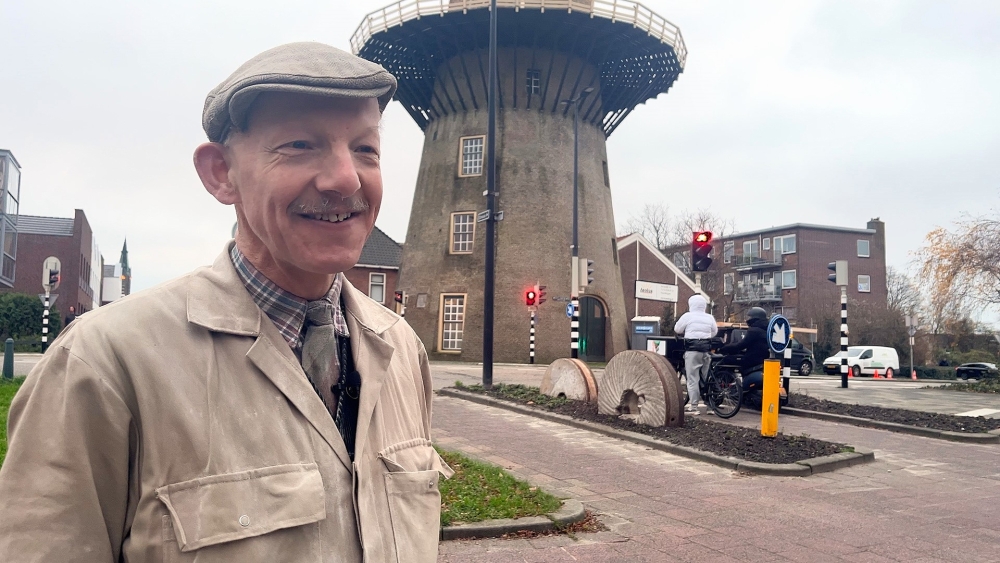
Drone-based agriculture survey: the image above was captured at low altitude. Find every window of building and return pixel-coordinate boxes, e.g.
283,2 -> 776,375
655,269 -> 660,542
858,275 -> 871,293
602,161 -> 610,187
525,69 -> 541,95
762,238 -> 770,251
723,241 -> 734,264
611,237 -> 618,265
369,273 -> 385,303
450,212 -> 475,254
458,136 -> 485,177
723,273 -> 734,295
857,240 -> 870,258
774,234 -> 796,254
743,240 -> 759,258
781,270 -> 797,289
438,294 -> 466,352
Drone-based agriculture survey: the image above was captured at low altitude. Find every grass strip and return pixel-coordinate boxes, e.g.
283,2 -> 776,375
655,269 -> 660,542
0,377 -> 25,467
437,446 -> 561,527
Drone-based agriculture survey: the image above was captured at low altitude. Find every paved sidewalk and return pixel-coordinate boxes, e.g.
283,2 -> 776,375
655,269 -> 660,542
434,395 -> 1000,562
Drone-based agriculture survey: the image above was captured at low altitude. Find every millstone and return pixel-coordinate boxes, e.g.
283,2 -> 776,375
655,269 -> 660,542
599,350 -> 685,427
540,358 -> 598,403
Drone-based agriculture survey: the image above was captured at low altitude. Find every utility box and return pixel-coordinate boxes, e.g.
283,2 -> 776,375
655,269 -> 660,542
630,316 -> 662,350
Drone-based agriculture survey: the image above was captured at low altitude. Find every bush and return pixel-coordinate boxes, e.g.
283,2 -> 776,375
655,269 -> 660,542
0,292 -> 62,344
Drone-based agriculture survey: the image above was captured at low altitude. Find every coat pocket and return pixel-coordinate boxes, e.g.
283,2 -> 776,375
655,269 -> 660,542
156,463 -> 325,561
384,469 -> 442,563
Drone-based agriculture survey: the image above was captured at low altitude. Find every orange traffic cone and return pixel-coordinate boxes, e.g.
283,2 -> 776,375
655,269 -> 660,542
848,369 -> 854,378
911,370 -> 917,380
887,370 -> 893,379
873,369 -> 880,379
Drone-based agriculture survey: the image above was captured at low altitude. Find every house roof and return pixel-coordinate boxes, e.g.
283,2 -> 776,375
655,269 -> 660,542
16,215 -> 75,236
617,233 -> 704,298
722,222 -> 875,240
356,226 -> 402,269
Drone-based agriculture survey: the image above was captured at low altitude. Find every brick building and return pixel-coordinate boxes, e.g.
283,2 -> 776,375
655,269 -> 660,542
664,219 -> 888,328
0,149 -> 22,288
0,210 -> 103,322
344,226 -> 402,313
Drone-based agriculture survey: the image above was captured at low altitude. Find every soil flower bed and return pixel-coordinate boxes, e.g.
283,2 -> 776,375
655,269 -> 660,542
455,383 -> 849,465
933,380 -> 1000,395
789,392 -> 1000,434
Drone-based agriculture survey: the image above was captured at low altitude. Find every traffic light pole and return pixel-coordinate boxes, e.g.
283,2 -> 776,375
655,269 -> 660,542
840,286 -> 849,388
529,309 -> 536,364
41,288 -> 50,353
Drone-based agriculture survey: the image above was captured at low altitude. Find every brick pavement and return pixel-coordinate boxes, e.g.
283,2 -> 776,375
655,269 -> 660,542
434,395 -> 1000,562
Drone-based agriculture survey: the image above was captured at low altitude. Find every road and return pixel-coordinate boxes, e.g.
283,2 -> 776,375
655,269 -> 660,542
431,362 -> 1000,562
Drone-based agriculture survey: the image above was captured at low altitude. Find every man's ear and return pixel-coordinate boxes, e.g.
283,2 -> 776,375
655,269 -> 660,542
194,142 -> 239,205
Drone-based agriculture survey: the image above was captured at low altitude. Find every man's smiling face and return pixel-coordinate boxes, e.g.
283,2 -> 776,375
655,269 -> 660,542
224,92 -> 383,296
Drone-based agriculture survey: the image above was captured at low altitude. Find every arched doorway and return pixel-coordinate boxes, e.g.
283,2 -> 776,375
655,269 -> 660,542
579,296 -> 606,362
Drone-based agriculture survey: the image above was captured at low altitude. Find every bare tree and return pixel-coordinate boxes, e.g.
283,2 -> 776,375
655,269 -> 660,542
918,214 -> 1000,310
619,203 -> 672,249
668,208 -> 737,248
886,266 -> 921,315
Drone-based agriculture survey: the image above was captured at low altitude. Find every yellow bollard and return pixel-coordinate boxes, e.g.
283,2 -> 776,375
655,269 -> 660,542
761,359 -> 781,438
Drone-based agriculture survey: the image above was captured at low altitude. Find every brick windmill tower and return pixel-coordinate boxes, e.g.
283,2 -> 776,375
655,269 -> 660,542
353,0 -> 686,364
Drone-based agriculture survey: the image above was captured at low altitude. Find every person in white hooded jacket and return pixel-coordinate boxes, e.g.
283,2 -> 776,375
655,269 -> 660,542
673,294 -> 718,414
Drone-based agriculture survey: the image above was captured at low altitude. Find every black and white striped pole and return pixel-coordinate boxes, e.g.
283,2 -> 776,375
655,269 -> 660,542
529,309 -> 536,364
41,291 -> 50,352
828,260 -> 849,388
840,286 -> 849,388
782,343 -> 791,395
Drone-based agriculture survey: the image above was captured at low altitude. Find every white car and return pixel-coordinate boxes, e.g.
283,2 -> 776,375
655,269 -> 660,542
823,346 -> 900,378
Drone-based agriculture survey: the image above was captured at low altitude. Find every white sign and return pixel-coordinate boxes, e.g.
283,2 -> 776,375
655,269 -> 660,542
634,280 -> 678,303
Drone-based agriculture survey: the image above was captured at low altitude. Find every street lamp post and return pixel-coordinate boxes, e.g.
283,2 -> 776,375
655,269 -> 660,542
561,87 -> 594,359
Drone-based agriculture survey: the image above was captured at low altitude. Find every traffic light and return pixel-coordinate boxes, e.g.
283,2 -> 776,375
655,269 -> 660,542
579,258 -> 595,288
394,290 -> 404,303
536,284 -> 547,305
827,260 -> 847,286
47,268 -> 60,287
525,288 -> 537,306
692,231 -> 713,272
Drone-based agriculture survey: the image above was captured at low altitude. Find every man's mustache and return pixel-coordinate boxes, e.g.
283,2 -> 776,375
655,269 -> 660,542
290,194 -> 370,215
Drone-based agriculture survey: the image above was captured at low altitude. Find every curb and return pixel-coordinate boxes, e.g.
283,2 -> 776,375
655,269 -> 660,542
781,406 -> 1000,444
440,499 -> 586,541
438,388 -> 873,476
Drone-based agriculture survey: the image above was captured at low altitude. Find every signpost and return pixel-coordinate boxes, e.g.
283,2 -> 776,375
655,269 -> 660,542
762,314 -> 790,438
634,280 -> 679,303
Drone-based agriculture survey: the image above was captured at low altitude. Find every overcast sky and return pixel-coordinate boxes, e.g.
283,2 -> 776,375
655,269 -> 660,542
2,0 -> 998,319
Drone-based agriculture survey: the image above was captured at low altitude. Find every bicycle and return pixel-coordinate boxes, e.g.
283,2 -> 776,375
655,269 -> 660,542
679,353 -> 744,419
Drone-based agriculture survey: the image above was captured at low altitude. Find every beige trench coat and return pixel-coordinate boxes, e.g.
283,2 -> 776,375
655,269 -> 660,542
0,247 -> 452,562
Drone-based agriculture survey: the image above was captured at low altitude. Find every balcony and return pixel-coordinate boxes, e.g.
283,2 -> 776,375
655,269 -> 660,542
732,253 -> 782,271
733,285 -> 783,303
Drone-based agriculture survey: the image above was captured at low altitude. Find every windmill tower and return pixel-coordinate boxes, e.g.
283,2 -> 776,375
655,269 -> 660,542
353,0 -> 686,363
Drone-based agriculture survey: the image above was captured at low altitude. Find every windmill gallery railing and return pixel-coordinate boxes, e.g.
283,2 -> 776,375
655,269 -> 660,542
350,0 -> 687,68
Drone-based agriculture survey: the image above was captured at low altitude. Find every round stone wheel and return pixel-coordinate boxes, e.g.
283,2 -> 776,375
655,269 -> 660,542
599,350 -> 684,427
540,358 -> 599,403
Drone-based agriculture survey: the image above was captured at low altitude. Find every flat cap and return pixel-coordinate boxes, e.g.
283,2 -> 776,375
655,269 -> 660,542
203,42 -> 397,142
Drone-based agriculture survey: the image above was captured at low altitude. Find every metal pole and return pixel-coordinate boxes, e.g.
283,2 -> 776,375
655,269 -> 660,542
482,0 -> 498,389
840,286 -> 848,388
529,309 -> 536,364
41,289 -> 50,353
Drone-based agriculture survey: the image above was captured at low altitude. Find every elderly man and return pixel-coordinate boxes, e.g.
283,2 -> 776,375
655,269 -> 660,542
0,43 -> 450,563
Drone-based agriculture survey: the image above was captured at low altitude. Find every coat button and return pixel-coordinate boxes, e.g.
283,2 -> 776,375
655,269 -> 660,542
239,515 -> 250,527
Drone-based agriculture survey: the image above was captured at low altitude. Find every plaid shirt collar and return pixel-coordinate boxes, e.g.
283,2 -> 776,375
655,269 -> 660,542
230,244 -> 349,351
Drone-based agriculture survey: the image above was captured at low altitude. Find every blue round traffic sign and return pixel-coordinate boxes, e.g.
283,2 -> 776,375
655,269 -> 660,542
766,315 -> 791,354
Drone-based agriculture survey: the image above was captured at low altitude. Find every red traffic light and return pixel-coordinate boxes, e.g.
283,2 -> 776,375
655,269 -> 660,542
394,290 -> 404,303
525,290 -> 537,306
692,231 -> 714,272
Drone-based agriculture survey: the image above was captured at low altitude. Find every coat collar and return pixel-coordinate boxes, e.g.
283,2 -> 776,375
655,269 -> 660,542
186,243 -> 403,469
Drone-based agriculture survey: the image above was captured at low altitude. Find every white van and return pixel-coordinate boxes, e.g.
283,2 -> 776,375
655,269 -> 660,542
823,346 -> 900,377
